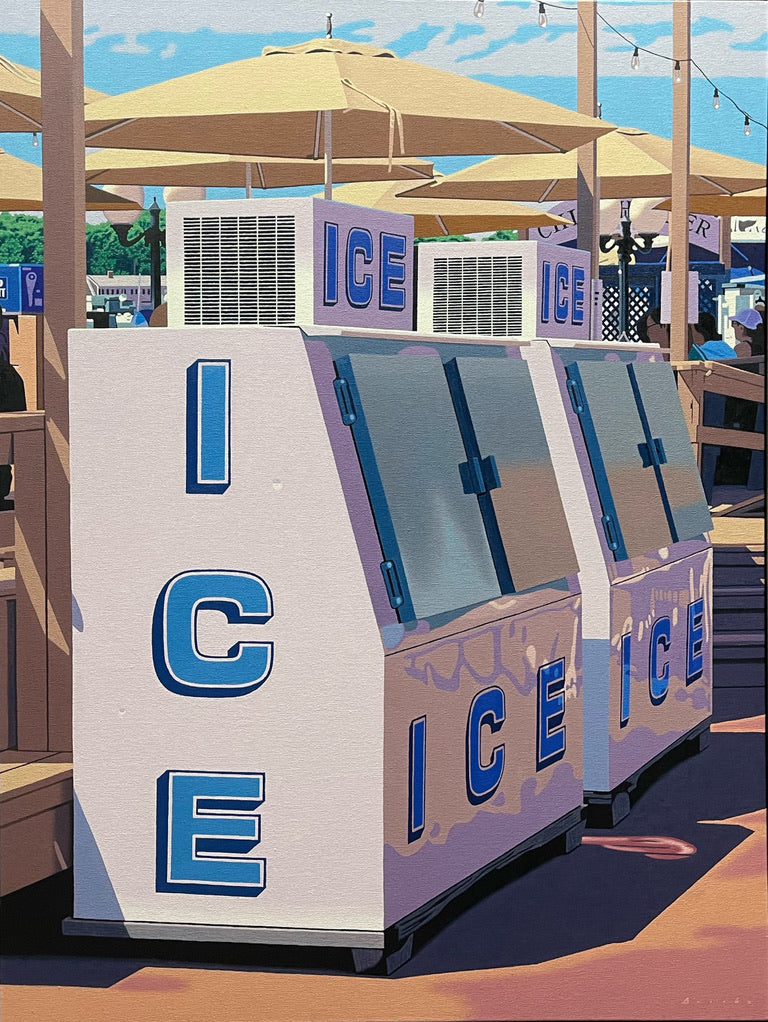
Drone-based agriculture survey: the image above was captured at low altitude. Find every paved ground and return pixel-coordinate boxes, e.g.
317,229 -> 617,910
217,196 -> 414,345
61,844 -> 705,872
1,687 -> 766,1021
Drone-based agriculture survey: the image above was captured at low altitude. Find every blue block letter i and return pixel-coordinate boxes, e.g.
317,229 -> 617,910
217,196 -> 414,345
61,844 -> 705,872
186,360 -> 231,493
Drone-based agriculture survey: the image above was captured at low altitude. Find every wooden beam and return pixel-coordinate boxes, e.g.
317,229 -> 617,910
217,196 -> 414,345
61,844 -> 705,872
40,0 -> 86,752
696,426 -> 764,452
576,0 -> 599,284
670,1 -> 691,361
719,215 -> 732,271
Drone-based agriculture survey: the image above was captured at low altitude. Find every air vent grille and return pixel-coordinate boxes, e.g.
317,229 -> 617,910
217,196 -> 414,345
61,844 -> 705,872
432,255 -> 524,336
182,215 -> 296,326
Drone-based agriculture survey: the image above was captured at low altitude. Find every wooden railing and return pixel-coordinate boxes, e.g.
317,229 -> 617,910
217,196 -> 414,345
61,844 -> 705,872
672,358 -> 765,484
0,411 -> 48,752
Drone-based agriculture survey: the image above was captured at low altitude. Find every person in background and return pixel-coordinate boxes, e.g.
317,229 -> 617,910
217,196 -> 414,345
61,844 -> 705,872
0,305 -> 28,510
730,307 -> 765,358
635,307 -> 670,347
688,311 -> 720,352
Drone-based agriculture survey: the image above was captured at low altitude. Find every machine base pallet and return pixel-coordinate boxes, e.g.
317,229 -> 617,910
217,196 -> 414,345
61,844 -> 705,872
360,804 -> 586,975
63,806 -> 586,976
584,718 -> 712,828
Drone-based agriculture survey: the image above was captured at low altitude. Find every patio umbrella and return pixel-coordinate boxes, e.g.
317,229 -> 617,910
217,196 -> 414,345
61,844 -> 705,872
404,127 -> 766,202
0,53 -> 105,132
0,149 -> 142,211
83,37 -> 614,198
318,178 -> 571,236
85,148 -> 435,196
654,188 -> 766,217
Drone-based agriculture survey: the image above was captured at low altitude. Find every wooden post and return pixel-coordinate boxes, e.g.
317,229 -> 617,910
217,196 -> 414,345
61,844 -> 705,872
1,413 -> 48,751
719,214 -> 732,271
670,1 -> 691,361
577,0 -> 600,341
40,0 -> 86,751
576,0 -> 599,288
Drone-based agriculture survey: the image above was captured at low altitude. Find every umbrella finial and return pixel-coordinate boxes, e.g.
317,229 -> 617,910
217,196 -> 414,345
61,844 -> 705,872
326,13 -> 332,39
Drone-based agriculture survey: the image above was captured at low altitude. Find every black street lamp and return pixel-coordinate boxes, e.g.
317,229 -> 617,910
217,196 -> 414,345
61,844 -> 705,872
108,198 -> 166,310
600,200 -> 657,339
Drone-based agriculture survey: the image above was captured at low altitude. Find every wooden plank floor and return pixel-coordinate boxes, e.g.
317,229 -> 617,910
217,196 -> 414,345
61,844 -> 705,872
709,516 -> 765,549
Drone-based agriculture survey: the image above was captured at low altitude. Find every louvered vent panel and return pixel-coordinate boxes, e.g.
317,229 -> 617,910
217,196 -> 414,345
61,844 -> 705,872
182,215 -> 296,325
431,255 -> 523,337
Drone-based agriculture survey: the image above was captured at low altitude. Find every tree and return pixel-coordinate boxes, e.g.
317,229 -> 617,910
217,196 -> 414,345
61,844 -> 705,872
483,230 -> 519,242
0,210 -> 167,274
0,213 -> 44,263
414,234 -> 472,245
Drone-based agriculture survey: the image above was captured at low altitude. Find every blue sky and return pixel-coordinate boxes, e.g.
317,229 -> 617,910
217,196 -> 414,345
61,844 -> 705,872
1,1 -> 765,205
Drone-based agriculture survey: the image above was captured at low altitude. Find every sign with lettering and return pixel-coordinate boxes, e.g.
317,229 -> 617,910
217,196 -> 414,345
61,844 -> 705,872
313,199 -> 413,330
536,244 -> 591,340
0,264 -> 44,314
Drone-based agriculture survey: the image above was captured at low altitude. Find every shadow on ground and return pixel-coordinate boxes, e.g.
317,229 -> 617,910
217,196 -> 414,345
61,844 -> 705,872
1,722 -> 764,985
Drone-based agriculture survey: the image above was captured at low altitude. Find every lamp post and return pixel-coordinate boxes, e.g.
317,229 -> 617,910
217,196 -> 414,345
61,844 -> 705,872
106,197 -> 165,310
600,200 -> 657,339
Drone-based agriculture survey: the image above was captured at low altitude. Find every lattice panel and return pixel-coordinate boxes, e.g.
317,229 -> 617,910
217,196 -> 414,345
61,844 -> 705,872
600,282 -> 655,342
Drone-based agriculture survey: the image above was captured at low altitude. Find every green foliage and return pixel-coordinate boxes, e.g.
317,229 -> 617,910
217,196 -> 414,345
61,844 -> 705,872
86,210 -> 167,275
414,234 -> 472,245
0,213 -> 44,263
483,230 -> 519,242
0,210 -> 167,274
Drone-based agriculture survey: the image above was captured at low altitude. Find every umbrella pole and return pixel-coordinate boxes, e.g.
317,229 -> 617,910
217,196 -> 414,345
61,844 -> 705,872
245,162 -> 252,199
324,110 -> 333,200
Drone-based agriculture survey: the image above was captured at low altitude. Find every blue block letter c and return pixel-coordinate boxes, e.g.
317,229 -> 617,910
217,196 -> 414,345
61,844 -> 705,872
152,570 -> 274,697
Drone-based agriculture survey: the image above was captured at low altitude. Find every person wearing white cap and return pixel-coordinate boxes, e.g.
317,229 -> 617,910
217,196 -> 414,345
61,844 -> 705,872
730,307 -> 765,358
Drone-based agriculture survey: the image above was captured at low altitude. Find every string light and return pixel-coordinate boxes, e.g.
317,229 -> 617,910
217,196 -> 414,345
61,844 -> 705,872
473,0 -> 485,18
486,0 -> 766,133
32,131 -> 39,147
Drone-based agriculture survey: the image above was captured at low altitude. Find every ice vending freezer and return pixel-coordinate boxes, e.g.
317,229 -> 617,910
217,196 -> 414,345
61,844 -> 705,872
524,340 -> 713,826
66,325 -> 585,972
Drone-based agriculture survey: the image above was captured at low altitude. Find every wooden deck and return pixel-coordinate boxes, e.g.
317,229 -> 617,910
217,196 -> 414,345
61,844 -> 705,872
0,750 -> 73,897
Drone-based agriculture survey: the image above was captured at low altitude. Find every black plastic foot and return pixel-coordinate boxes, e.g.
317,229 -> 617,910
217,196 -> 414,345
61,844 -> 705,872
563,818 -> 586,853
586,789 -> 631,829
351,934 -> 414,975
689,726 -> 710,753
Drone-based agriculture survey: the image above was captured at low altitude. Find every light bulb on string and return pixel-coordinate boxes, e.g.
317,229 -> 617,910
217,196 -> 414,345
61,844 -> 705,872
32,132 -> 39,147
712,88 -> 720,110
673,60 -> 682,83
538,3 -> 548,29
744,116 -> 751,136
473,0 -> 485,17
631,47 -> 640,71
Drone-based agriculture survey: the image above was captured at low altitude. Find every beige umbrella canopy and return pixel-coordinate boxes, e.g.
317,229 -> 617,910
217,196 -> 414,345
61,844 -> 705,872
85,148 -> 435,194
0,53 -> 105,132
406,127 -> 767,202
0,149 -> 143,211
319,178 -> 571,237
654,188 -> 766,217
83,37 -> 614,167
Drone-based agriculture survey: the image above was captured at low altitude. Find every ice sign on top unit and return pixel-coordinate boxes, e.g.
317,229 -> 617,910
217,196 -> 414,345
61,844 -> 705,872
164,197 -> 414,331
416,241 -> 591,341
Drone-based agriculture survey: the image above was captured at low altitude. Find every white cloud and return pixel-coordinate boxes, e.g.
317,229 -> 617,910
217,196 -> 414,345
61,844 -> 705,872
5,1 -> 767,79
109,34 -> 151,55
160,42 -> 177,59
